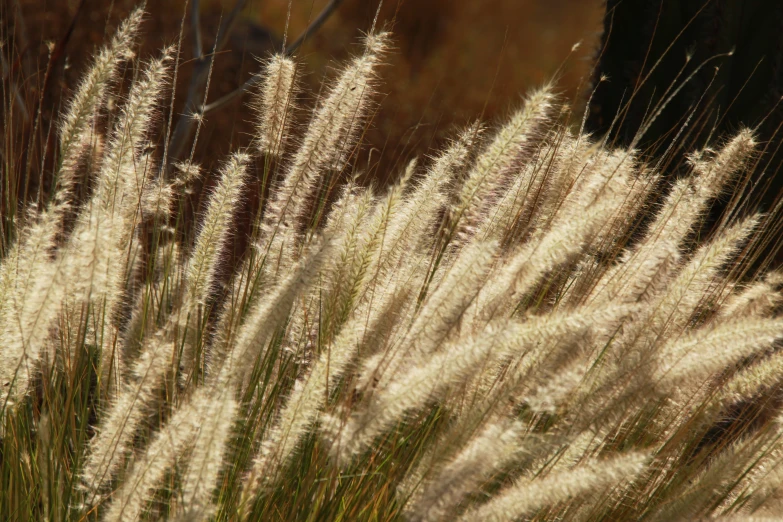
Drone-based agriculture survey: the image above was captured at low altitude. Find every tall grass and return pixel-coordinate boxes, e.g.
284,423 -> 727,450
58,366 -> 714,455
3,9 -> 783,521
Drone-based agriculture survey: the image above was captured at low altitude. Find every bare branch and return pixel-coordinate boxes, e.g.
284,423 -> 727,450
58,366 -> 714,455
216,0 -> 249,51
201,75 -> 260,115
166,0 -> 344,174
201,0 -> 345,116
191,0 -> 203,59
165,0 -> 246,177
285,0 -> 345,56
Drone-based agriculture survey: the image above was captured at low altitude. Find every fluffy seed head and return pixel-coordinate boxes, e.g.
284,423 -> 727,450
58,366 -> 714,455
254,55 -> 298,157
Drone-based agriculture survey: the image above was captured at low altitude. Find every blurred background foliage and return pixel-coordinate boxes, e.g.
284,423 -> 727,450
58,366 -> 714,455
10,0 -> 783,264
6,0 -> 603,189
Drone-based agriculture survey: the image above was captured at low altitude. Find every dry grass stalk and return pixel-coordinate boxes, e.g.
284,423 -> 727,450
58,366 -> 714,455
5,9 -> 783,522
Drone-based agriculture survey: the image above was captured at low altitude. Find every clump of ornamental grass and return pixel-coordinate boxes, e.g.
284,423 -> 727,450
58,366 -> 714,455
4,8 -> 783,521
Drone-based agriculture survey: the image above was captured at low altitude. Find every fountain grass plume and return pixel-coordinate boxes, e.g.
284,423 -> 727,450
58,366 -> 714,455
4,8 -> 783,522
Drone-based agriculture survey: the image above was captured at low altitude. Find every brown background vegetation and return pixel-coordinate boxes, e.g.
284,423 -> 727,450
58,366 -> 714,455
9,0 -> 603,187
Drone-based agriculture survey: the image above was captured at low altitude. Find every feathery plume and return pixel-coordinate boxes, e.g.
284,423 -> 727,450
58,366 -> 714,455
140,177 -> 175,220
178,387 -> 238,520
66,48 -> 172,395
81,328 -> 175,494
458,452 -> 648,522
374,239 -> 498,377
648,215 -> 759,338
408,418 -> 527,522
0,214 -> 64,414
246,269 -> 413,493
256,32 -> 389,273
656,318 -> 783,391
218,235 -> 336,388
186,152 -> 249,306
717,272 -> 783,319
480,182 -> 625,316
452,87 -> 555,244
101,392 -> 201,522
93,48 -> 173,220
253,55 -> 298,157
591,131 -> 756,306
0,16 -> 154,413
331,308 -> 601,461
55,7 -> 143,209
715,350 -> 783,407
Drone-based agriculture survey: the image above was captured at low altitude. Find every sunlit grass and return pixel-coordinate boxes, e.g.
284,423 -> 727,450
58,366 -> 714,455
2,7 -> 783,522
